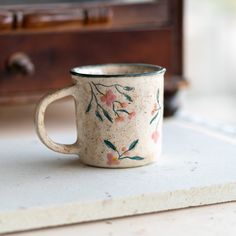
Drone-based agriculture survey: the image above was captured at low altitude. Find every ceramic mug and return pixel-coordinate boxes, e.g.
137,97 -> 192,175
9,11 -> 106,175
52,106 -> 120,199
35,63 -> 166,168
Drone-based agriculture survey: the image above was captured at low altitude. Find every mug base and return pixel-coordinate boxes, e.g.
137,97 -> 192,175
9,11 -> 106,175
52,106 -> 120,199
79,159 -> 156,169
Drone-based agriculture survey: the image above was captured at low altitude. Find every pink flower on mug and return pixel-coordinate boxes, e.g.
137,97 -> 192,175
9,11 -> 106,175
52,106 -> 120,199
115,115 -> 125,123
128,111 -> 136,120
151,103 -> 158,115
100,90 -> 116,107
151,130 -> 159,143
86,82 -> 135,123
106,153 -> 120,166
120,102 -> 128,108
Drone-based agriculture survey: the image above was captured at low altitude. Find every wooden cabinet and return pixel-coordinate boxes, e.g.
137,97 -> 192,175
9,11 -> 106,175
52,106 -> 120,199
0,0 -> 184,116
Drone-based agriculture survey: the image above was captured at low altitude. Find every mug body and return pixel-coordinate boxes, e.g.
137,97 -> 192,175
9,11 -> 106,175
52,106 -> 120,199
70,64 -> 165,168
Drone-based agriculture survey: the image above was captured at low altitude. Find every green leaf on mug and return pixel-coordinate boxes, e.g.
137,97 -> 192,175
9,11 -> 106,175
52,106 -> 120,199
128,156 -> 144,160
103,109 -> 113,123
123,86 -> 134,91
128,139 -> 139,151
95,110 -> 103,121
124,94 -> 133,102
150,112 -> 159,125
116,109 -> 129,114
86,103 -> 92,113
121,156 -> 144,160
104,140 -> 117,151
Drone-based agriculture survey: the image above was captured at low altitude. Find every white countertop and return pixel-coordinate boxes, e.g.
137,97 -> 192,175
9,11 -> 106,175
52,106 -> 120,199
0,100 -> 236,235
10,201 -> 236,236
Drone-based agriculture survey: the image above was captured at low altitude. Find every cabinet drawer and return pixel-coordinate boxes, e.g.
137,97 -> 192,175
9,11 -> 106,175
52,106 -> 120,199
0,10 -> 14,30
0,29 -> 172,95
1,0 -> 169,31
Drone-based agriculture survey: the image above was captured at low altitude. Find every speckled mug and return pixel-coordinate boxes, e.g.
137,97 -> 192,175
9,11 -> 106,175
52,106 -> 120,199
35,63 -> 166,168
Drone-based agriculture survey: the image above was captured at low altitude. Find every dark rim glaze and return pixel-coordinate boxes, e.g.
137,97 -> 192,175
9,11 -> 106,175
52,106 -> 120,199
70,63 -> 166,78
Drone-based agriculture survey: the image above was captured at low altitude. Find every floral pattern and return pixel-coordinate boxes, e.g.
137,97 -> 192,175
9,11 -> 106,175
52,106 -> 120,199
151,103 -> 159,115
100,90 -> 116,107
104,139 -> 144,166
85,82 -> 135,123
115,115 -> 125,123
106,153 -> 120,165
150,89 -> 161,143
128,111 -> 136,120
85,82 -> 162,165
151,130 -> 159,143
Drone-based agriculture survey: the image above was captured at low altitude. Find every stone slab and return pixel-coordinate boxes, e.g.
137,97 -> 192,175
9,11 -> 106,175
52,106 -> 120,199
0,119 -> 235,234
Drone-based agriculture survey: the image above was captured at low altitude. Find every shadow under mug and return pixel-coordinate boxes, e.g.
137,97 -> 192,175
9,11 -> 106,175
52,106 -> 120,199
35,63 -> 166,168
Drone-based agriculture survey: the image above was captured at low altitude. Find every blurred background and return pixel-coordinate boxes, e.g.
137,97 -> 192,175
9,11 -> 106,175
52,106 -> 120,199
0,0 -> 235,139
183,0 -> 236,127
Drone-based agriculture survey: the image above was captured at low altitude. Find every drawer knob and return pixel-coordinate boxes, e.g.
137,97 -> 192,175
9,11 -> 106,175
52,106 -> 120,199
6,52 -> 35,76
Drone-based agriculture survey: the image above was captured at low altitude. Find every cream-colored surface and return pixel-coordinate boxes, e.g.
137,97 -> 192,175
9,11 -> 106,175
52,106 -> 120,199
10,202 -> 236,236
1,112 -> 236,234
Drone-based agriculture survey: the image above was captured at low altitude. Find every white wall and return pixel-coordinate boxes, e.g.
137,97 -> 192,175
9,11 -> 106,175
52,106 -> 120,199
184,0 -> 236,95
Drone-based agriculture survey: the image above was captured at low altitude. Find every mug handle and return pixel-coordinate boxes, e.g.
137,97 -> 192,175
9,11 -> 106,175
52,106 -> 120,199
35,85 -> 80,154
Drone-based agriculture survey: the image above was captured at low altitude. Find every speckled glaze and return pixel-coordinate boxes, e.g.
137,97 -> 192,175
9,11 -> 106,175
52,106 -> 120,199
35,63 -> 166,168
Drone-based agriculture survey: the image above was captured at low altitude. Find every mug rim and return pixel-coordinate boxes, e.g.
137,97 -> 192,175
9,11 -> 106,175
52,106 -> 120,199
70,63 -> 166,78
